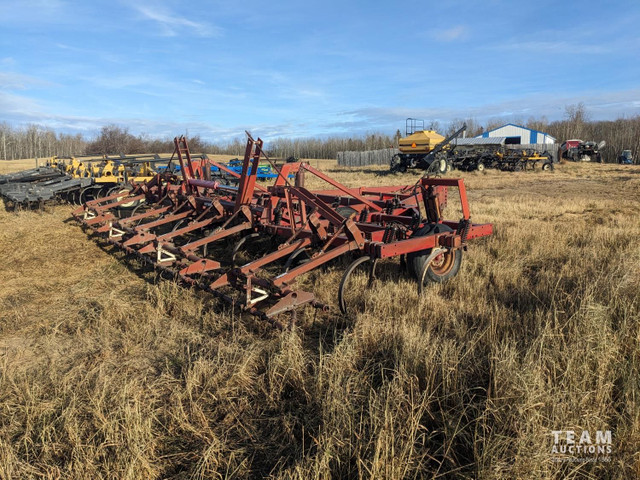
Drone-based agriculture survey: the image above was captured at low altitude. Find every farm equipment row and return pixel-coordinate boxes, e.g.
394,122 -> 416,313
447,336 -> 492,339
389,118 -> 554,173
73,133 -> 493,327
449,148 -> 554,172
0,152 -> 294,210
0,154 -> 180,209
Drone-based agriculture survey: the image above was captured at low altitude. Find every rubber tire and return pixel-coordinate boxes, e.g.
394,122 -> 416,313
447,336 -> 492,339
427,159 -> 447,175
419,248 -> 462,284
110,187 -> 139,209
476,162 -> 485,172
406,223 -> 461,281
390,154 -> 403,173
542,162 -> 553,171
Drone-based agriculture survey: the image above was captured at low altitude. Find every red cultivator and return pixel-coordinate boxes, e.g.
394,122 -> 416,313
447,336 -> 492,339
73,134 -> 493,327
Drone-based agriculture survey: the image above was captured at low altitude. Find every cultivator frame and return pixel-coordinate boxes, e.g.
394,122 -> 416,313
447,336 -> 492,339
74,133 -> 492,327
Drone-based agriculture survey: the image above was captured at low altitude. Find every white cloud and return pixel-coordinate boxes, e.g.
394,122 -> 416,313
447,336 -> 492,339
337,89 -> 640,133
0,0 -> 75,26
431,25 -> 468,42
133,4 -> 222,38
0,91 -> 44,115
497,40 -> 610,55
0,72 -> 52,90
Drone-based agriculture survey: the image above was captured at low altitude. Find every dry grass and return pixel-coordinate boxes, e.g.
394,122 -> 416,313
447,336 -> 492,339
0,159 -> 639,479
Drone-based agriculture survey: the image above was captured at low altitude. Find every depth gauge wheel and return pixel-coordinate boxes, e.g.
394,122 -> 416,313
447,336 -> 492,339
128,203 -> 148,226
109,186 -> 140,209
71,188 -> 82,205
407,223 -> 462,283
426,158 -> 448,174
445,161 -> 453,173
283,248 -> 311,272
416,248 -> 462,294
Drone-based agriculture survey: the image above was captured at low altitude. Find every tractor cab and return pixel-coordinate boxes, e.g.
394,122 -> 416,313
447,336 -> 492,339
618,150 -> 633,165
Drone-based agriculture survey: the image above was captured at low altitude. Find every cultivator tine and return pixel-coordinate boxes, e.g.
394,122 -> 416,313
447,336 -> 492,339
137,218 -> 218,255
96,205 -> 173,233
179,221 -> 252,255
211,238 -> 312,290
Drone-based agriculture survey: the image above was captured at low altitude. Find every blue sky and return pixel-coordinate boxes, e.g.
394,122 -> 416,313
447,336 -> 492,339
1,0 -> 639,141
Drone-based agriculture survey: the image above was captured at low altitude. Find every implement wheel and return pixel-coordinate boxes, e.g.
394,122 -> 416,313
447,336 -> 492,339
407,223 -> 462,286
338,255 -> 375,315
80,186 -> 101,204
110,186 -> 140,210
390,154 -> 407,173
416,248 -> 462,294
390,154 -> 401,173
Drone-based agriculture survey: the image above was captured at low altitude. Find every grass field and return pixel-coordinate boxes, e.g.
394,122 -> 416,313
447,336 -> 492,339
0,158 -> 639,479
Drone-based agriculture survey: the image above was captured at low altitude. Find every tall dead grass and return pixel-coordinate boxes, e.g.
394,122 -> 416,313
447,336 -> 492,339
0,162 -> 638,478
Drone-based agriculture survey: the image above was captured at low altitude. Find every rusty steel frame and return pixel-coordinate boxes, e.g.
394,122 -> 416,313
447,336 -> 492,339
73,132 -> 493,326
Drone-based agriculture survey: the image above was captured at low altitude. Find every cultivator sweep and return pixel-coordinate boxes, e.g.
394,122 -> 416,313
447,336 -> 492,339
73,134 -> 493,327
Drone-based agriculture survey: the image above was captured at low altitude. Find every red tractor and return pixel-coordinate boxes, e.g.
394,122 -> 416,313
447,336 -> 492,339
560,139 -> 605,162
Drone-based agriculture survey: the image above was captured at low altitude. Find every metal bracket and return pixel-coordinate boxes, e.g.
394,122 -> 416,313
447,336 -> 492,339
247,287 -> 269,307
108,224 -> 126,239
157,243 -> 176,264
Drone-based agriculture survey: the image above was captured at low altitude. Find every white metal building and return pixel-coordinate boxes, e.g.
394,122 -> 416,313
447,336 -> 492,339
476,124 -> 556,145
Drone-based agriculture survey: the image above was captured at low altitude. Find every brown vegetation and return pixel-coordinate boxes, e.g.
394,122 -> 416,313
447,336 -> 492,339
0,160 -> 639,478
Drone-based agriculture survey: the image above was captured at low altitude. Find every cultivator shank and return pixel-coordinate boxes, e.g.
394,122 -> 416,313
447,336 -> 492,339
74,133 -> 493,326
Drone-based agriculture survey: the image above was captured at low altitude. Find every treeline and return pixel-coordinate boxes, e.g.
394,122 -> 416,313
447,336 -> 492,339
0,124 -> 217,161
84,125 -> 214,157
83,127 -> 396,160
0,123 -> 85,160
1,105 -> 638,163
266,134 -> 394,160
0,123 -> 396,161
